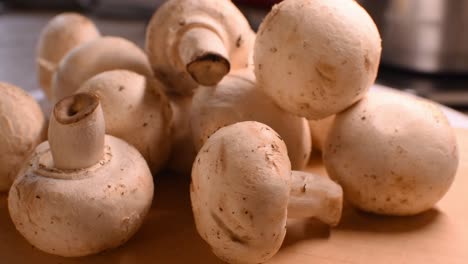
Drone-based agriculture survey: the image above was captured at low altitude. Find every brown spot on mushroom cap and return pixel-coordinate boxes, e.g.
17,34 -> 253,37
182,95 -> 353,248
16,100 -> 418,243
236,35 -> 243,48
364,55 -> 371,72
218,139 -> 227,173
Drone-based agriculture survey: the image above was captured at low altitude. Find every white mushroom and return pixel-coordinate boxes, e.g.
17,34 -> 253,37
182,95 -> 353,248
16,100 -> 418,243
8,93 -> 154,257
191,121 -> 342,264
323,91 -> 459,215
146,0 -> 255,95
37,12 -> 100,100
77,70 -> 172,173
191,69 -> 311,170
0,82 -> 46,192
254,0 -> 381,119
52,36 -> 153,102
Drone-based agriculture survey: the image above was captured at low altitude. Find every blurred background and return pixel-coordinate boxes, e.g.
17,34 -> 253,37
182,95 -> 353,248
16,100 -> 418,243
1,0 -> 468,112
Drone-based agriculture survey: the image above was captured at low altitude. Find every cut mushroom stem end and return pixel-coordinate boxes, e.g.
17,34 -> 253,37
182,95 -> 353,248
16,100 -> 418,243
179,27 -> 230,86
48,93 -> 105,170
288,171 -> 343,226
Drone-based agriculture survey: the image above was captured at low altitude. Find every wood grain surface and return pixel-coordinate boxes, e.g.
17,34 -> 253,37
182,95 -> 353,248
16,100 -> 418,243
1,128 -> 467,264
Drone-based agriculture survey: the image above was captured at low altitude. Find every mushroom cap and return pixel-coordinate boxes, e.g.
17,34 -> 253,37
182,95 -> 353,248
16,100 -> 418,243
165,94 -> 197,175
191,69 -> 311,170
37,12 -> 100,100
191,121 -> 291,264
254,0 -> 381,119
309,115 -> 335,152
323,91 -> 459,215
52,36 -> 153,102
8,135 -> 154,257
146,0 -> 255,95
0,82 -> 45,192
77,70 -> 172,174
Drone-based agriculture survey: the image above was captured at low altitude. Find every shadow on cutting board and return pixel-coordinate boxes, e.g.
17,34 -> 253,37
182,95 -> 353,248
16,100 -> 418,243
280,204 -> 440,250
0,172 -> 224,264
337,205 -> 441,234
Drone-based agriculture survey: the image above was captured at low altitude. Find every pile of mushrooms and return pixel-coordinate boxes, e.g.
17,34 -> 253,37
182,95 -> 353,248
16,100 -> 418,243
0,0 -> 460,262
190,0 -> 458,262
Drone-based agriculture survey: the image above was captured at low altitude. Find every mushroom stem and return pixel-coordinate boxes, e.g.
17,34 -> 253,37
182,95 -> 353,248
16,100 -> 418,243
48,93 -> 105,170
288,171 -> 343,226
178,27 -> 230,86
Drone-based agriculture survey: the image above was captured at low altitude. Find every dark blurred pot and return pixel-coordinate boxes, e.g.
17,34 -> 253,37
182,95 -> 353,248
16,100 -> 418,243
359,0 -> 468,73
234,0 -> 281,8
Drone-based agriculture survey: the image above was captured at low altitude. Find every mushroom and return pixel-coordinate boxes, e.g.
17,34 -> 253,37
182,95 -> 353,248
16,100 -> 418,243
323,91 -> 459,215
52,36 -> 153,102
8,93 -> 154,257
37,12 -> 100,101
146,0 -> 256,95
309,115 -> 336,152
77,70 -> 172,173
0,82 -> 46,192
165,94 -> 197,175
254,0 -> 381,120
191,121 -> 343,264
191,69 -> 311,170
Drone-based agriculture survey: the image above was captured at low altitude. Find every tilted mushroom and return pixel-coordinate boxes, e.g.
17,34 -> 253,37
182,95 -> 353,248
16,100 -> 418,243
165,94 -> 197,175
8,93 -> 154,257
323,91 -> 459,215
37,12 -> 100,100
309,115 -> 335,152
191,69 -> 311,170
52,36 -> 153,102
191,121 -> 342,264
77,70 -> 172,174
0,82 -> 46,192
146,0 -> 255,95
254,0 -> 381,119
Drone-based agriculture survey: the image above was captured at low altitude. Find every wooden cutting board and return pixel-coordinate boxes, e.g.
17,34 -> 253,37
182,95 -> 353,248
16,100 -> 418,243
1,129 -> 467,264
